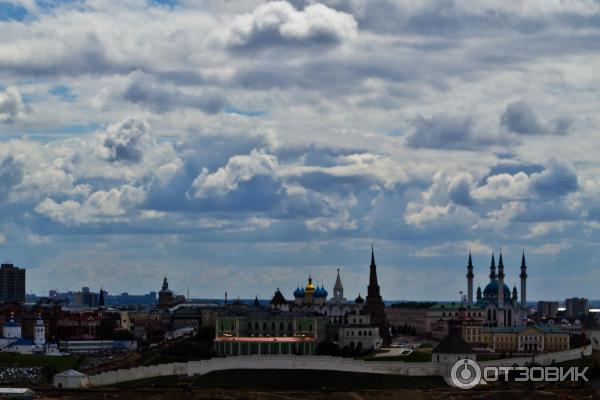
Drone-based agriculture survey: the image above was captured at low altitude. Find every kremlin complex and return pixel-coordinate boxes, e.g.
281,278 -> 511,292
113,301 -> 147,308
0,247 -> 596,363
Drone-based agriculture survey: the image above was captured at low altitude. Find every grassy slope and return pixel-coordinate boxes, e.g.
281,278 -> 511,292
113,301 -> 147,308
114,369 -> 445,390
0,353 -> 83,371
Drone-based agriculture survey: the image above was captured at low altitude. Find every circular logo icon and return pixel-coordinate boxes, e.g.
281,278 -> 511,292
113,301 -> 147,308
448,358 -> 481,389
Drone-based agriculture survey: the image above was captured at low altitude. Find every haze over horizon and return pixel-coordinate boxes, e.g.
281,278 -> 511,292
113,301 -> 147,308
0,0 -> 599,301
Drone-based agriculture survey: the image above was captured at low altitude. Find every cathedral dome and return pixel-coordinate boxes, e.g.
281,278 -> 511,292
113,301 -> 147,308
305,279 -> 316,295
293,286 -> 305,298
314,286 -> 328,298
483,281 -> 511,300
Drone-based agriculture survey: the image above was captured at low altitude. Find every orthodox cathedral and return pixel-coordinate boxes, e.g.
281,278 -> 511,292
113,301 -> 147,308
467,252 -> 528,327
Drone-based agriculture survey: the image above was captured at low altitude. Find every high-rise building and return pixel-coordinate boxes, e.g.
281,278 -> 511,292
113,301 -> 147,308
537,301 -> 559,318
0,263 -> 26,303
364,246 -> 389,343
566,298 -> 589,320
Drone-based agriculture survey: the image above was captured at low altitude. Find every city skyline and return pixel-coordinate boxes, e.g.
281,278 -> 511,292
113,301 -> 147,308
18,249 -> 599,303
0,1 -> 600,300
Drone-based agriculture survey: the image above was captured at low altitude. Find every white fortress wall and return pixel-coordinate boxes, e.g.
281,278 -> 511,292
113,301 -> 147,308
60,347 -> 591,388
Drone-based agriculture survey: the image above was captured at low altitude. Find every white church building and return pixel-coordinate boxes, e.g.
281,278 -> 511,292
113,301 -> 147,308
0,313 -> 62,355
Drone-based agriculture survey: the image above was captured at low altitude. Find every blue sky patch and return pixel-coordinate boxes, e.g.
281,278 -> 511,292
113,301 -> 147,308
49,85 -> 76,102
0,1 -> 28,21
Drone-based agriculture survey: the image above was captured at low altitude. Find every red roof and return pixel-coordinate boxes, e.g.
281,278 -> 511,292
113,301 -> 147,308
215,336 -> 315,343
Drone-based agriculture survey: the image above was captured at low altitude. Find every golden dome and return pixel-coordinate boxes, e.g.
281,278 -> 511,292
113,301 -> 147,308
305,275 -> 316,295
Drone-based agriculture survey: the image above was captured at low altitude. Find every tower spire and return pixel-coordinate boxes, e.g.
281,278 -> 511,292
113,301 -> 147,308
365,245 -> 388,344
371,244 -> 375,267
369,245 -> 378,288
333,268 -> 344,302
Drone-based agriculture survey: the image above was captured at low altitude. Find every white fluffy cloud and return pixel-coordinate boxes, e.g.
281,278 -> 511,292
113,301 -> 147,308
0,0 -> 598,299
97,118 -> 150,163
228,1 -> 357,48
0,87 -> 25,123
35,185 -> 146,225
188,149 -> 279,199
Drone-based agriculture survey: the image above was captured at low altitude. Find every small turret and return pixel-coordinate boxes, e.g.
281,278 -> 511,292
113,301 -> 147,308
476,286 -> 482,302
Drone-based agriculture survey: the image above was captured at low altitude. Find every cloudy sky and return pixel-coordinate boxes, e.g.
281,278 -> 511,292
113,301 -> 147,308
0,0 -> 599,301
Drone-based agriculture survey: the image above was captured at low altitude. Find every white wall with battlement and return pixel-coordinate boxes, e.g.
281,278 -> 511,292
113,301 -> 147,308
54,346 -> 592,388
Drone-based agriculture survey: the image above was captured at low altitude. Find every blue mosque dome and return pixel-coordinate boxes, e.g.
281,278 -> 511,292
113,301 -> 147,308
483,280 -> 511,300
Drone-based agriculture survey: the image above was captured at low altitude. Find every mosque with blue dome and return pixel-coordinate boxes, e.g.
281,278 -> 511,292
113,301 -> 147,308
467,251 -> 528,328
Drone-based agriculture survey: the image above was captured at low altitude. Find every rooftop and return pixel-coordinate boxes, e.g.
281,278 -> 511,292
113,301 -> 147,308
215,336 -> 315,343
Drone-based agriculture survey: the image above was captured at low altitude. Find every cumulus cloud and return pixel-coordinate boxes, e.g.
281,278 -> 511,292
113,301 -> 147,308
122,75 -> 228,114
35,185 -> 146,225
228,1 -> 357,49
0,155 -> 24,201
500,101 -> 572,135
97,118 -> 150,163
530,241 -> 572,255
414,240 -> 491,257
530,159 -> 578,196
188,149 -> 279,199
0,0 -> 598,298
0,87 -> 25,123
405,115 -> 506,150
